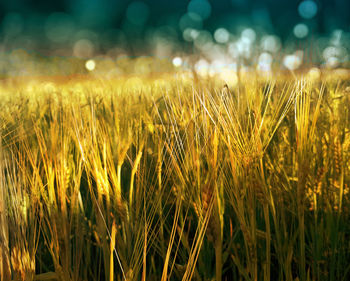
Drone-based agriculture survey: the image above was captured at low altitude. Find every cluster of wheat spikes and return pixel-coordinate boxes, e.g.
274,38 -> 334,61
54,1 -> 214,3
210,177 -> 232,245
0,72 -> 349,281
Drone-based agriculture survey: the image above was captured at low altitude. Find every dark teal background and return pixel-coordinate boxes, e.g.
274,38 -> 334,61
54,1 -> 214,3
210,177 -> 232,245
1,1 -> 349,35
0,0 -> 349,55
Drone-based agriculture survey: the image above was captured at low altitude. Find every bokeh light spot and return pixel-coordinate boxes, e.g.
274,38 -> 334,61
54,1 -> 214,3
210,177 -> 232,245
214,28 -> 230,43
307,67 -> 321,80
260,35 -> 281,53
179,13 -> 203,31
257,52 -> 273,72
193,30 -> 213,50
298,0 -> 318,19
283,51 -> 303,70
187,0 -> 212,20
326,57 -> 339,68
73,39 -> 94,58
172,57 -> 183,67
323,46 -> 342,60
293,23 -> 309,38
183,28 -> 199,42
85,59 -> 96,71
195,59 -> 210,76
241,28 -> 256,43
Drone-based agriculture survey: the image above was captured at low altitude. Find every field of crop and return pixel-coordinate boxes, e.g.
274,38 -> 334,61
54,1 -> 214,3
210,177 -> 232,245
0,70 -> 350,281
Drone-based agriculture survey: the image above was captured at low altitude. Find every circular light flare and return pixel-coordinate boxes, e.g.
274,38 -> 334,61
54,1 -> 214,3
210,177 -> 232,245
219,68 -> 238,88
283,53 -> 302,71
73,39 -> 94,58
235,38 -> 252,58
172,57 -> 183,67
293,23 -> 309,38
307,67 -> 321,80
260,35 -> 281,53
330,29 -> 343,46
183,28 -> 200,42
322,46 -> 345,60
257,52 -> 273,72
195,59 -> 210,76
214,28 -> 230,43
187,0 -> 212,20
298,0 -> 318,19
326,57 -> 339,68
193,30 -> 212,49
179,13 -> 203,31
241,28 -> 256,43
85,59 -> 96,71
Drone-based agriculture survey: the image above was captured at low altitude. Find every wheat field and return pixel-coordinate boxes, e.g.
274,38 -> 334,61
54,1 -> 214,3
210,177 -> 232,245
0,69 -> 349,281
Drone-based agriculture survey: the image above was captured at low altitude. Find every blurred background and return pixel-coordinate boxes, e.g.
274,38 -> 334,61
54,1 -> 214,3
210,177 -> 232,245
0,0 -> 349,75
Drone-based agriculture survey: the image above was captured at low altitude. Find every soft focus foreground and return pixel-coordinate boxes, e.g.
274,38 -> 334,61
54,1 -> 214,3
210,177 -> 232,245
0,70 -> 350,281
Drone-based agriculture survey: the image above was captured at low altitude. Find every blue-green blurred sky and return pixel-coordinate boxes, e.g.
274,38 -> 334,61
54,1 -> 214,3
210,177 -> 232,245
1,1 -> 349,30
0,0 -> 349,54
